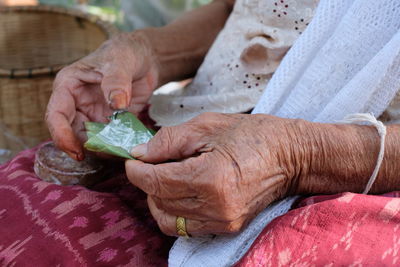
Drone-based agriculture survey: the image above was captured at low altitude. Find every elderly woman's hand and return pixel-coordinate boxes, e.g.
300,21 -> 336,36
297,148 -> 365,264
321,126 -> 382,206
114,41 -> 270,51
45,0 -> 235,161
125,113 -> 312,236
46,32 -> 159,160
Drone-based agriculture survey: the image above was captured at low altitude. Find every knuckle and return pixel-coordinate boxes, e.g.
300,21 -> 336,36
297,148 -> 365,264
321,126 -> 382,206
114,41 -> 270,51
53,74 -> 64,90
55,66 -> 72,80
124,161 -> 136,180
154,127 -> 174,152
152,196 -> 165,210
225,220 -> 243,233
53,66 -> 76,90
125,162 -> 141,184
157,216 -> 172,236
143,167 -> 162,196
55,68 -> 67,79
219,207 -> 239,221
209,172 -> 241,221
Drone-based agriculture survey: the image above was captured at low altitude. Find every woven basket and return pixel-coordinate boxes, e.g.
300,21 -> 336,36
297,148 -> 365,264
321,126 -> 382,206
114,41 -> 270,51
0,5 -> 117,151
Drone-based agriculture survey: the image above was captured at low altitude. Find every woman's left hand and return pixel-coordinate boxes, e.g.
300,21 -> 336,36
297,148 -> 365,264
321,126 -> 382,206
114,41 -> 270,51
125,112 -> 312,236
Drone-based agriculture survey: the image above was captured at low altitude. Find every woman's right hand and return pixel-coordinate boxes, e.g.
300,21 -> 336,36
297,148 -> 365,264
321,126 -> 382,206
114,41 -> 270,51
46,0 -> 236,161
46,32 -> 160,160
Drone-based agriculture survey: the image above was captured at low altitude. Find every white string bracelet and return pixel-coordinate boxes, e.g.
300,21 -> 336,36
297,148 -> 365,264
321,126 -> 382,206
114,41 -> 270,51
339,113 -> 387,194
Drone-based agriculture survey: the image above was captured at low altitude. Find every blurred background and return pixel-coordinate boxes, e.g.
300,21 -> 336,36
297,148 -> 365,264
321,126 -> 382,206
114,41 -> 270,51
0,0 -> 212,30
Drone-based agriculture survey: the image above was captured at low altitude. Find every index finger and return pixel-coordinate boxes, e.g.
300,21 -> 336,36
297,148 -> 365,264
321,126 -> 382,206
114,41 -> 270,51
46,103 -> 83,161
125,157 -> 204,199
46,81 -> 82,160
46,68 -> 102,160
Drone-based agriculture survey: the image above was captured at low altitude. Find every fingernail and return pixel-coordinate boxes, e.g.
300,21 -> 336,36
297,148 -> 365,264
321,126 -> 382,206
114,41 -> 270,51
76,152 -> 85,161
131,144 -> 147,158
109,89 -> 128,110
66,151 -> 83,161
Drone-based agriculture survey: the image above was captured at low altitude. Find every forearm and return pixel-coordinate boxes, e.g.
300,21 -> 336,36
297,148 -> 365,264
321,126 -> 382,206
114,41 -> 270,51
138,0 -> 235,86
297,122 -> 400,195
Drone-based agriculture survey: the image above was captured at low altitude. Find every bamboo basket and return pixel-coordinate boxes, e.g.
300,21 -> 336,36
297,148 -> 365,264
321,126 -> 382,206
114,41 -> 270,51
0,5 -> 117,152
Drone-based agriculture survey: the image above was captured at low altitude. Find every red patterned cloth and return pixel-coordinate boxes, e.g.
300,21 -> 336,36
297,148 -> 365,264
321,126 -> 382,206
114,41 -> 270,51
237,192 -> 400,266
0,147 -> 174,267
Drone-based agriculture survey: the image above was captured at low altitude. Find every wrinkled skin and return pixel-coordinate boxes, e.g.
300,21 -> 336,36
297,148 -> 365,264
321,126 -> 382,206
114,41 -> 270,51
45,33 -> 159,160
126,112 -> 308,236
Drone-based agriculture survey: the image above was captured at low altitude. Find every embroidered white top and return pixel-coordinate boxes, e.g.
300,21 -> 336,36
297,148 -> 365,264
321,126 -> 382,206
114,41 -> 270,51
150,0 -> 319,126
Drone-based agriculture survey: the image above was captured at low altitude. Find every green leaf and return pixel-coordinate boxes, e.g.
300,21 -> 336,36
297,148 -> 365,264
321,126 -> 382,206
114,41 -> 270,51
84,112 -> 154,159
85,122 -> 106,138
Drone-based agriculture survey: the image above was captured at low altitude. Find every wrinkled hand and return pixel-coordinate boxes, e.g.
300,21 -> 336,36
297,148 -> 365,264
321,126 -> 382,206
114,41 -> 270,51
126,113 -> 310,236
46,32 -> 159,160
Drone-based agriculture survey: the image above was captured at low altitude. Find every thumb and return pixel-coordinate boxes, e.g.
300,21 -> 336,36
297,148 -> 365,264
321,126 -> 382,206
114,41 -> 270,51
130,125 -> 205,163
101,70 -> 132,110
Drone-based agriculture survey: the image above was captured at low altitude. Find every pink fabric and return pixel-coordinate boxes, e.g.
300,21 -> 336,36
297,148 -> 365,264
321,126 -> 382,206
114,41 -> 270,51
237,192 -> 400,266
0,147 -> 174,267
3,146 -> 400,266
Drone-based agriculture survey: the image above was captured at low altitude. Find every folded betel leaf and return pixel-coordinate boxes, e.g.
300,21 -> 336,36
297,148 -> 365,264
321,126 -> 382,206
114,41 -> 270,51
84,112 -> 154,159
85,122 -> 106,138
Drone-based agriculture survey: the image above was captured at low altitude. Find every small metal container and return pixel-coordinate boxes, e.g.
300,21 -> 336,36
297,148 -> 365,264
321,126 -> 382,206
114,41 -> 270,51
34,142 -> 105,186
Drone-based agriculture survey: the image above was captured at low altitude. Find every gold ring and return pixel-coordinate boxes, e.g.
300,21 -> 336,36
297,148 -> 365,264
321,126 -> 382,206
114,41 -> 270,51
176,216 -> 189,238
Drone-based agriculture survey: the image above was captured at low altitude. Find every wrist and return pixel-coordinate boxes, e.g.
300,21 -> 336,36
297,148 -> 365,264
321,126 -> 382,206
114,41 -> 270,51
126,29 -> 163,88
138,26 -> 206,85
279,119 -> 319,195
297,122 -> 381,195
254,116 -> 316,196
133,28 -> 168,87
